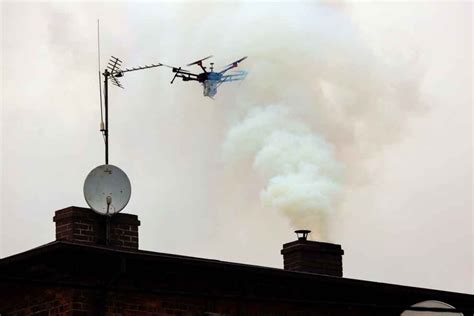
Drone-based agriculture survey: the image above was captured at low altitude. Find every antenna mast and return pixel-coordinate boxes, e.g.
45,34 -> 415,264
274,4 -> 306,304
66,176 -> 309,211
97,20 -> 106,162
97,32 -> 163,164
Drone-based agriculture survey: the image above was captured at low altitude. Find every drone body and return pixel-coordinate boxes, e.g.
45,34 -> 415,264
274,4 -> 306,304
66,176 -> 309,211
167,56 -> 248,98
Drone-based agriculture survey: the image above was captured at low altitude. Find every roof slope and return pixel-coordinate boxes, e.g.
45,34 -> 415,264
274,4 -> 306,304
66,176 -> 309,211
1,241 -> 473,313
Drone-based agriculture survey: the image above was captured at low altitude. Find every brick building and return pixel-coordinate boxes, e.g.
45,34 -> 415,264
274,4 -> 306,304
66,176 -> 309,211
0,206 -> 473,315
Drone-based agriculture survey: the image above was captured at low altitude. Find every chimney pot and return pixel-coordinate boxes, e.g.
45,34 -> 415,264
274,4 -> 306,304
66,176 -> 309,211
295,229 -> 311,241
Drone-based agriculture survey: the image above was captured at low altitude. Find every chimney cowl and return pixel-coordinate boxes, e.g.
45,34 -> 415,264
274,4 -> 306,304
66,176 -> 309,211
295,229 -> 311,241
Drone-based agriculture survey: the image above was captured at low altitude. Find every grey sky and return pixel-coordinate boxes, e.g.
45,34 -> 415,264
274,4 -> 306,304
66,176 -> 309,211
1,1 -> 472,294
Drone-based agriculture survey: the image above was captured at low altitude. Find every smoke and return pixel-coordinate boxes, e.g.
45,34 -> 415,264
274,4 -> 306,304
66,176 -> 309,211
4,1 -> 470,293
223,105 -> 342,238
216,3 -> 425,240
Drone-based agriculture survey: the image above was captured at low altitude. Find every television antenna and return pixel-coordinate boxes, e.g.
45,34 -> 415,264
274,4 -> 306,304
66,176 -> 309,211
99,56 -> 163,165
85,21 -> 164,221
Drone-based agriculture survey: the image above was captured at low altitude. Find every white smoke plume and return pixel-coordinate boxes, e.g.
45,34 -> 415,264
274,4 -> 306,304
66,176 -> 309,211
223,105 -> 342,238
215,3 -> 424,240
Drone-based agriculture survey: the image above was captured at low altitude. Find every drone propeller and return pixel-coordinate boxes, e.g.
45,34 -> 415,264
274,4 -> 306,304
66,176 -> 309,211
220,56 -> 248,74
224,56 -> 248,68
187,55 -> 213,67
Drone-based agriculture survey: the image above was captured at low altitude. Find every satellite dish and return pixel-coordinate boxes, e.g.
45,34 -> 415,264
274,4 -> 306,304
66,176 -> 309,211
401,300 -> 462,316
83,164 -> 131,215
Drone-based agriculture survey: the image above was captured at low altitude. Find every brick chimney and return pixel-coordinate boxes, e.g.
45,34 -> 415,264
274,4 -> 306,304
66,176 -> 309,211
281,230 -> 344,277
53,206 -> 140,250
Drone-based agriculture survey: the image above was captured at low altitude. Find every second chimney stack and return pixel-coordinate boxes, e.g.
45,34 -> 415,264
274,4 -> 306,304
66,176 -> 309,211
281,230 -> 344,277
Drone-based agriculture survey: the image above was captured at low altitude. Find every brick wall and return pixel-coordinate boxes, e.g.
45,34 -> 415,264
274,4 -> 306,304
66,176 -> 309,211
53,206 -> 140,250
281,239 -> 344,277
95,291 -> 369,316
0,284 -> 421,316
2,287 -> 71,316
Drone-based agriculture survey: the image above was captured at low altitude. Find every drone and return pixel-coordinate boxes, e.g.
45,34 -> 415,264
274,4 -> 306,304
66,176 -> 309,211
163,56 -> 248,98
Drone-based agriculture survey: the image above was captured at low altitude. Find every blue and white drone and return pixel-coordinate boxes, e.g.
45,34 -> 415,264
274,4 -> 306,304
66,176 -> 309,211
163,56 -> 248,98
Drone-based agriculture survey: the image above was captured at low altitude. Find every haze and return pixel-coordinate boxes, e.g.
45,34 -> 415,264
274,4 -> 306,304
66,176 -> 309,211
1,1 -> 472,294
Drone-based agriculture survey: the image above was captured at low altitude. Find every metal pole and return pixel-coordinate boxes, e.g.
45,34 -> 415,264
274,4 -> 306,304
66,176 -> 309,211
105,215 -> 110,246
104,69 -> 109,165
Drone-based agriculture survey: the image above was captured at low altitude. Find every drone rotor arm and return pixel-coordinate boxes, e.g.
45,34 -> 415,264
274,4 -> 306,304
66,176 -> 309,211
177,74 -> 199,82
219,56 -> 247,74
170,68 -> 200,84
